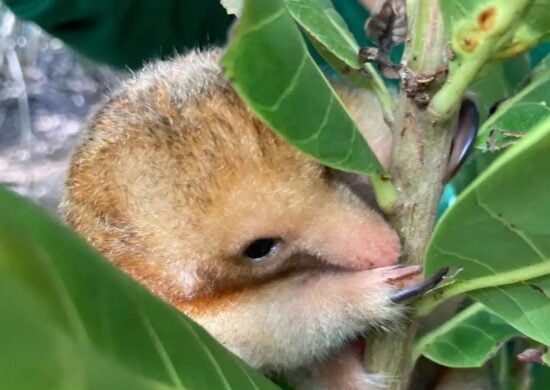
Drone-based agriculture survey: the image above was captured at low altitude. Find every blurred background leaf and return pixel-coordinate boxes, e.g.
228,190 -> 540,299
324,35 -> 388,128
0,186 -> 277,390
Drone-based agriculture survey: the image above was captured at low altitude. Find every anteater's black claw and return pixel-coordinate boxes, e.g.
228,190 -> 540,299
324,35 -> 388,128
444,99 -> 479,183
390,267 -> 449,303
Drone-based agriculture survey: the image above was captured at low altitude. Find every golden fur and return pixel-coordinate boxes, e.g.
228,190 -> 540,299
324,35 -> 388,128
62,50 -> 407,388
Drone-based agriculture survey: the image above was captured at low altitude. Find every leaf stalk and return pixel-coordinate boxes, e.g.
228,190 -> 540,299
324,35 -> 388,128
415,261 -> 550,317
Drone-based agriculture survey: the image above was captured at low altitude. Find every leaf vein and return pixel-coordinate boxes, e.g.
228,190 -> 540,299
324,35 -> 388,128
234,358 -> 262,390
322,9 -> 359,53
237,9 -> 286,40
433,245 -> 498,274
475,287 -> 549,344
259,52 -> 307,112
137,308 -> 185,389
176,317 -> 233,390
434,339 -> 472,361
460,323 -> 498,344
293,92 -> 334,144
475,191 -> 548,261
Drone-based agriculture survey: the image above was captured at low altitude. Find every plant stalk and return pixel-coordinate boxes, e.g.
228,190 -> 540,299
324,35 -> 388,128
416,259 -> 550,317
363,62 -> 396,123
428,0 -> 531,122
364,1 -> 455,388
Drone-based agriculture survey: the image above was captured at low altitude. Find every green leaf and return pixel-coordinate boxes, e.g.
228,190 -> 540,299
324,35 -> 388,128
451,53 -> 544,192
468,57 -> 531,121
475,60 -> 550,149
223,0 -> 377,81
532,52 -> 550,79
423,116 -> 550,346
284,0 -> 393,121
0,187 -> 278,390
440,0 -> 550,60
285,0 -> 360,70
415,303 -> 519,368
222,0 -> 384,175
533,365 -> 550,389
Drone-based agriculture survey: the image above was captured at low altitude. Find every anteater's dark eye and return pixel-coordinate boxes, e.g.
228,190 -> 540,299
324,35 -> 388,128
243,238 -> 280,260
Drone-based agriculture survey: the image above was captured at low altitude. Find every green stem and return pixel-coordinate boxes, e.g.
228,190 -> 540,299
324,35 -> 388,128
429,0 -> 531,122
416,261 -> 550,317
363,1 -> 451,388
370,174 -> 397,214
363,63 -> 395,123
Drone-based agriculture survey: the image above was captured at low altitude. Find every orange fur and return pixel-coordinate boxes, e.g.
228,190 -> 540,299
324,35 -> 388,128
62,49 -> 404,388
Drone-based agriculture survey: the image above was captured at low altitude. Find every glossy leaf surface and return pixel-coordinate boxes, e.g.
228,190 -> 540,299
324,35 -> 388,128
222,0 -> 383,175
425,116 -> 550,346
286,0 -> 360,69
415,303 -> 519,368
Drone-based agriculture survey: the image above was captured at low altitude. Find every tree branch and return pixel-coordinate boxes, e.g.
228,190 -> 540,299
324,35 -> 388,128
363,1 -> 455,388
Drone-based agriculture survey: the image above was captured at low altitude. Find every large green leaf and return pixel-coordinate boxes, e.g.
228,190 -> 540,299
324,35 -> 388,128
423,116 -> 550,346
475,58 -> 550,149
440,0 -> 550,60
222,0 -> 384,175
415,303 -> 519,368
0,187 -> 277,390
